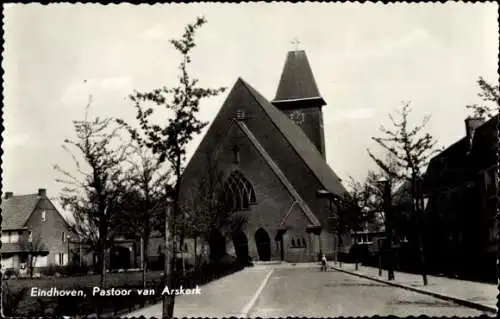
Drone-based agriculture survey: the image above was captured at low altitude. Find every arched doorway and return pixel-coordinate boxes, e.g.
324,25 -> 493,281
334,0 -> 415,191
255,228 -> 271,261
109,246 -> 131,270
232,230 -> 249,263
208,229 -> 226,261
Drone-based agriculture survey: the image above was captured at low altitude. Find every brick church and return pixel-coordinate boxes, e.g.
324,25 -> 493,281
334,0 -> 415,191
180,50 -> 348,263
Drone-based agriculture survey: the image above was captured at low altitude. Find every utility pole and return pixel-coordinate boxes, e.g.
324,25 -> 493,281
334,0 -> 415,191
162,203 -> 173,318
379,179 -> 395,281
414,177 -> 428,286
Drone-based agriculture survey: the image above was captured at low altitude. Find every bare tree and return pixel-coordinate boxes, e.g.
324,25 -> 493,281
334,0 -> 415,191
466,76 -> 499,119
117,17 -> 226,317
117,142 -> 172,287
179,152 -> 229,269
368,102 -> 440,285
54,97 -> 129,288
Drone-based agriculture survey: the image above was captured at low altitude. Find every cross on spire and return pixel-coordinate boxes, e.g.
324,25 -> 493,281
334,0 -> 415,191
291,37 -> 301,51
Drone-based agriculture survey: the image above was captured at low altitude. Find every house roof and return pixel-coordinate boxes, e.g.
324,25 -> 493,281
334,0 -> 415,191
239,78 -> 347,197
272,50 -> 326,106
1,194 -> 40,230
0,242 -> 49,254
424,113 -> 498,193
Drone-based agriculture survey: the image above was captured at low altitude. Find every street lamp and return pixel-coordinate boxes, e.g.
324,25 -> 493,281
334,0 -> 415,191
375,178 -> 395,281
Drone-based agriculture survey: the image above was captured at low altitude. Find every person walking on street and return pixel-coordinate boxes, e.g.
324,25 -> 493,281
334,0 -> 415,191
321,254 -> 328,271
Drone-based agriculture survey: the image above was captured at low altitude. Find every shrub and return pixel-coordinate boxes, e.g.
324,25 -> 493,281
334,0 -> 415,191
3,268 -> 19,279
61,263 -> 90,276
40,265 -> 65,277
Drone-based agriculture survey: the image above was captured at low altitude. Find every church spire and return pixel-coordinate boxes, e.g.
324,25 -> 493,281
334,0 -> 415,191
272,49 -> 327,159
271,50 -> 326,108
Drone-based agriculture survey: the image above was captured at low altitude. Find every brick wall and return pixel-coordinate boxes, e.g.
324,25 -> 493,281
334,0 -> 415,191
26,197 -> 70,267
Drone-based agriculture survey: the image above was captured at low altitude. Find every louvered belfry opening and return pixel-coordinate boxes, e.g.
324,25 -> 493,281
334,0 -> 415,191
223,170 -> 256,212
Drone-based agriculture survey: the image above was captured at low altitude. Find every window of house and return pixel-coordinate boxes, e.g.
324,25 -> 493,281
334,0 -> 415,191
56,253 -> 68,266
1,232 -> 9,243
1,256 -> 14,269
367,235 -> 373,244
41,211 -> 46,222
184,243 -> 188,252
28,231 -> 33,243
34,256 -> 48,267
9,232 -> 19,243
62,232 -> 66,242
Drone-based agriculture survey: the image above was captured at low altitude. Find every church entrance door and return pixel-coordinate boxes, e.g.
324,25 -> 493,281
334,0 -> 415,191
232,231 -> 249,263
255,228 -> 271,261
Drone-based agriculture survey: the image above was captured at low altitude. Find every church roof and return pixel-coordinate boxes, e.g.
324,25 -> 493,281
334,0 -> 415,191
272,50 -> 326,105
239,78 -> 346,197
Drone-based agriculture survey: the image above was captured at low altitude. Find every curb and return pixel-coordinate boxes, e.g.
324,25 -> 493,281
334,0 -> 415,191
330,265 -> 497,315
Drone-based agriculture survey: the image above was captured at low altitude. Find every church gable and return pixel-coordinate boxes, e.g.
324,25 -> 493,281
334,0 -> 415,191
278,201 -> 313,230
182,77 -> 346,232
205,118 -> 319,229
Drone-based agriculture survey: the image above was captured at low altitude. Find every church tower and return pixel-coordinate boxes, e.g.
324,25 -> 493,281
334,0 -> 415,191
271,50 -> 327,159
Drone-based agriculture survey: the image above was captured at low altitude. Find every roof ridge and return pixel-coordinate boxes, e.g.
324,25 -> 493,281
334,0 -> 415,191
238,78 -> 346,196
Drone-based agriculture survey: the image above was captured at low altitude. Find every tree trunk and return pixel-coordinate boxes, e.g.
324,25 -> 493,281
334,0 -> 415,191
416,197 -> 428,285
193,237 -> 198,269
384,182 -> 395,281
29,254 -> 34,278
142,236 -> 150,289
179,232 -> 186,276
163,154 -> 181,318
162,205 -> 174,318
337,232 -> 342,268
354,244 -> 359,270
412,176 -> 427,285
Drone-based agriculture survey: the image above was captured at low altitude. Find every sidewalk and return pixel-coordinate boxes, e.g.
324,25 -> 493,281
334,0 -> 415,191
330,262 -> 497,315
125,267 -> 273,318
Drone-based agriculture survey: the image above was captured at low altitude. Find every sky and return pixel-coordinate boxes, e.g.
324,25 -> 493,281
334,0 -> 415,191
2,3 -> 499,218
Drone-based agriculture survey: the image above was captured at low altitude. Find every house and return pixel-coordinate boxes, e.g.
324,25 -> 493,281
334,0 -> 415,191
1,188 -> 72,273
180,50 -> 349,263
423,114 -> 498,281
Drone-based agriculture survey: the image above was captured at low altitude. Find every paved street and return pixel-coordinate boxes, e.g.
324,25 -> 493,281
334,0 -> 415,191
248,267 -> 488,317
128,265 -> 490,318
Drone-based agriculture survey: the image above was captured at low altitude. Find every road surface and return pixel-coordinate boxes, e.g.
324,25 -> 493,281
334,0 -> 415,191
128,265 -> 489,317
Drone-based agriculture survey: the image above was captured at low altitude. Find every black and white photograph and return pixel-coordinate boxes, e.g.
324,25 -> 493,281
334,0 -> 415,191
1,2 -> 499,318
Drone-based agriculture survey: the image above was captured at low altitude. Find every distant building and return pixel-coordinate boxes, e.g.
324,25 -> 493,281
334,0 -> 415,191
423,114 -> 498,280
1,189 -> 72,272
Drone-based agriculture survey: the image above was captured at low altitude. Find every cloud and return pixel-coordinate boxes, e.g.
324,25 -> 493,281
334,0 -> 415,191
142,24 -> 167,40
2,133 -> 32,149
98,76 -> 133,91
348,28 -> 436,59
329,107 -> 375,122
58,76 -> 133,106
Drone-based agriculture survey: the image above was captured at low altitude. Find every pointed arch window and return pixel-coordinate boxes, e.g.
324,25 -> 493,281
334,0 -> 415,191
223,171 -> 256,212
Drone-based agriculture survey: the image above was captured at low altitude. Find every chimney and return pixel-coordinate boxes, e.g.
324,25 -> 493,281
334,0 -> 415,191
465,117 -> 484,145
4,192 -> 13,199
38,188 -> 47,197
